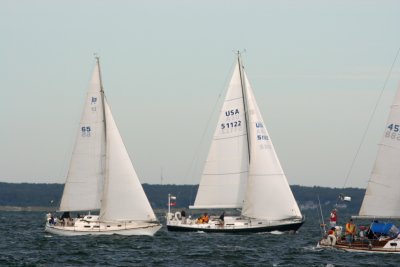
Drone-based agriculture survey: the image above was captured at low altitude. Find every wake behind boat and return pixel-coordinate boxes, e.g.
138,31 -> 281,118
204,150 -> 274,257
45,57 -> 161,236
167,52 -> 304,233
318,80 -> 400,252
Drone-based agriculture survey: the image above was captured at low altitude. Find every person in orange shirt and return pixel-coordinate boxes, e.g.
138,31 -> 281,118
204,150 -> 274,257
345,218 -> 357,244
197,213 -> 209,224
202,213 -> 209,223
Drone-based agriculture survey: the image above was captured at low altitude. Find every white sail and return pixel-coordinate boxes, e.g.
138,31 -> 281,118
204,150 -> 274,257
59,63 -> 106,212
191,62 -> 249,209
359,86 -> 400,218
240,70 -> 302,220
99,99 -> 157,221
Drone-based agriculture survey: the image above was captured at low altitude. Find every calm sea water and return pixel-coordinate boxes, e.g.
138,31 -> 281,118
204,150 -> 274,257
0,210 -> 398,266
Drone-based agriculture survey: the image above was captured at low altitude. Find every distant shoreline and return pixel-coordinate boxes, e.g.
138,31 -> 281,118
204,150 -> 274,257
0,183 -> 365,212
0,206 -> 53,212
0,206 -> 169,214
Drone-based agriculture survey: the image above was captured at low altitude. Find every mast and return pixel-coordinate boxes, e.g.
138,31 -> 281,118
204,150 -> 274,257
237,51 -> 251,163
95,55 -> 107,138
95,55 -> 108,214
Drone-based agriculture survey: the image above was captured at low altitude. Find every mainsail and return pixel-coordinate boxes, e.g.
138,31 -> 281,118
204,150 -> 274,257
359,86 -> 400,218
59,62 -> 106,212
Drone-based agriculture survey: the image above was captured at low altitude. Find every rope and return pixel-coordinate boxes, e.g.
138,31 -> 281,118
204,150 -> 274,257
341,46 -> 400,190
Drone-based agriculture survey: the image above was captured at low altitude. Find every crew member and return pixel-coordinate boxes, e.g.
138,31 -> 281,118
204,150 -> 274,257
345,218 -> 357,244
327,227 -> 337,246
330,209 -> 337,227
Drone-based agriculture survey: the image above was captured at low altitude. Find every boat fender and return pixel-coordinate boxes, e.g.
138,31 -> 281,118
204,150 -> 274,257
334,226 -> 342,237
175,212 -> 182,221
319,238 -> 330,246
328,234 -> 336,246
368,242 -> 373,250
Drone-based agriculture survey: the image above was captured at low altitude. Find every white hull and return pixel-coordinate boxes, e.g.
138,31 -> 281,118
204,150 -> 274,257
45,215 -> 161,236
167,214 -> 304,233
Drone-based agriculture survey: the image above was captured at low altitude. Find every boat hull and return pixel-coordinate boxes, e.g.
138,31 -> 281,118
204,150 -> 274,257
45,223 -> 161,236
45,215 -> 161,236
167,216 -> 305,233
318,238 -> 400,253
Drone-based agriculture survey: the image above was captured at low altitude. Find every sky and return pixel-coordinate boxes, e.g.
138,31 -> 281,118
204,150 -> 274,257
0,0 -> 399,188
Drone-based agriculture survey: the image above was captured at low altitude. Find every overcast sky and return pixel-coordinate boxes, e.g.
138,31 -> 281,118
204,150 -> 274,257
1,0 -> 400,188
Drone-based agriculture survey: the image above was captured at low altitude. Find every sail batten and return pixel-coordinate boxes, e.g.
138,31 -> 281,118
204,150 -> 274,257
213,133 -> 247,140
203,171 -> 249,175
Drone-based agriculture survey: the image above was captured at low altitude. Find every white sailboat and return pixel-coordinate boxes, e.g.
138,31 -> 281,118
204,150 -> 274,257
318,82 -> 400,252
45,57 -> 161,236
167,52 -> 304,233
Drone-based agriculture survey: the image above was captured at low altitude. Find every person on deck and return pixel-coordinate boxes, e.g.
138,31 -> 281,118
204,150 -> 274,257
327,227 -> 337,245
197,213 -> 209,224
180,210 -> 187,224
202,213 -> 209,223
345,219 -> 357,244
49,214 -> 55,225
219,212 -> 225,224
330,209 -> 337,227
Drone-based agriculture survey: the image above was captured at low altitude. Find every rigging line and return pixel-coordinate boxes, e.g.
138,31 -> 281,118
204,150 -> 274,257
341,46 -> 400,190
317,195 -> 327,237
238,51 -> 252,163
185,58 -> 237,204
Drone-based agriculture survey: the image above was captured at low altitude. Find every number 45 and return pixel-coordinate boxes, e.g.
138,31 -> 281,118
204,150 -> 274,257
388,124 -> 400,132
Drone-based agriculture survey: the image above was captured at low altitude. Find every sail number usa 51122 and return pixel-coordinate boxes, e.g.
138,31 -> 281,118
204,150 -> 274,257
221,109 -> 242,130
221,121 -> 241,129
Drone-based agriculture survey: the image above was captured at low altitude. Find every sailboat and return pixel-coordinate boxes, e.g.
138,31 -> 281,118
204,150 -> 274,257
45,57 -> 161,236
318,83 -> 400,252
166,52 -> 305,233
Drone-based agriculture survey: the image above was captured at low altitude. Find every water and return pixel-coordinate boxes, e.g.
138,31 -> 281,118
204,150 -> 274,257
0,211 -> 398,266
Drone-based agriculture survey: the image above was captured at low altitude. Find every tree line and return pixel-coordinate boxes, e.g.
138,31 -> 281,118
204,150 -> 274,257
0,182 -> 364,212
